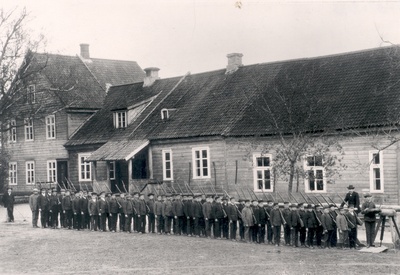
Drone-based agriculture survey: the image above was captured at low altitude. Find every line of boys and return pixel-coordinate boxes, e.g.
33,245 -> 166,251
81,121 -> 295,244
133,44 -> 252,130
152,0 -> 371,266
29,188 -> 361,248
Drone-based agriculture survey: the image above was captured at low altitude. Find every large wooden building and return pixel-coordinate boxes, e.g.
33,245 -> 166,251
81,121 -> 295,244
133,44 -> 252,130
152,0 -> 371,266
64,46 -> 400,205
4,44 -> 145,193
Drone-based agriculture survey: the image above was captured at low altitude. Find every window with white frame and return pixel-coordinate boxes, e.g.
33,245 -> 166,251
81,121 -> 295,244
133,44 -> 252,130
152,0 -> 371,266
9,119 -> 16,142
253,154 -> 273,191
192,147 -> 210,179
79,154 -> 92,181
109,161 -> 116,180
26,161 -> 35,185
9,162 -> 17,185
113,111 -> 127,129
45,115 -> 56,139
369,151 -> 383,192
305,156 -> 326,192
24,118 -> 34,141
47,160 -> 57,182
27,85 -> 36,104
162,149 -> 173,180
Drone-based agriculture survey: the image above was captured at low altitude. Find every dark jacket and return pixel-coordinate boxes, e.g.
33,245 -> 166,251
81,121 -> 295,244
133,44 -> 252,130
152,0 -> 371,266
341,192 -> 360,212
202,201 -> 213,219
227,203 -> 239,222
98,199 -> 108,214
108,198 -> 119,214
361,201 -> 377,222
147,199 -> 155,214
80,197 -> 89,213
212,202 -> 225,219
192,201 -> 203,218
72,197 -> 81,213
38,194 -> 50,211
321,213 -> 335,231
183,200 -> 193,217
172,199 -> 184,216
282,208 -> 291,226
305,211 -> 318,228
154,201 -> 163,215
2,192 -> 15,208
88,199 -> 99,216
345,212 -> 357,229
162,200 -> 173,217
137,199 -> 147,215
62,196 -> 72,211
290,210 -> 302,228
270,208 -> 283,226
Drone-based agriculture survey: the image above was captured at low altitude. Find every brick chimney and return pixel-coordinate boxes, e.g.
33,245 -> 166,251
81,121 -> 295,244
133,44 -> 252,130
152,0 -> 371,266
226,53 -> 243,74
80,44 -> 90,59
143,67 -> 160,87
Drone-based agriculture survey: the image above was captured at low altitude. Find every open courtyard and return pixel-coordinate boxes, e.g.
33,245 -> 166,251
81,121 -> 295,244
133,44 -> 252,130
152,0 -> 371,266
0,204 -> 399,275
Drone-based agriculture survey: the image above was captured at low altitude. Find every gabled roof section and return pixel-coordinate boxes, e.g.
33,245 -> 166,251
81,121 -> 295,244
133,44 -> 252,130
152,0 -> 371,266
80,57 -> 145,90
66,45 -> 400,149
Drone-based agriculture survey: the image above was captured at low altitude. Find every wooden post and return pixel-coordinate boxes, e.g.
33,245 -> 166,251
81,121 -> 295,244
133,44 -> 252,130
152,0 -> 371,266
235,160 -> 238,185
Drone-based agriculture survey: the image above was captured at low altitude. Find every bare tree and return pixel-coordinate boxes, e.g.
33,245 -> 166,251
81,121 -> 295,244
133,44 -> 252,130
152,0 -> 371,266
0,7 -> 46,192
240,64 -> 346,193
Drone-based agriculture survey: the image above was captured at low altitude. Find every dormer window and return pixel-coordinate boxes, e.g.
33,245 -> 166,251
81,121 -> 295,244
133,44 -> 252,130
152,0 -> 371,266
113,111 -> 127,129
161,108 -> 169,120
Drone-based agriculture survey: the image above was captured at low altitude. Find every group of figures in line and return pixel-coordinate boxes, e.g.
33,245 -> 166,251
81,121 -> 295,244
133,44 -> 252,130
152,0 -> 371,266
23,184 -> 379,249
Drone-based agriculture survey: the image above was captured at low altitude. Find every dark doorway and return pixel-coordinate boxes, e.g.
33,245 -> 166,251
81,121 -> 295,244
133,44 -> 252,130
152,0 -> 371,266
111,161 -> 129,193
132,148 -> 148,179
57,160 -> 68,191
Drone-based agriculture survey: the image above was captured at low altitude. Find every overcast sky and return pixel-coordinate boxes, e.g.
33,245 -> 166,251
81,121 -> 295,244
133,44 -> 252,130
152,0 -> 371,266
4,0 -> 400,78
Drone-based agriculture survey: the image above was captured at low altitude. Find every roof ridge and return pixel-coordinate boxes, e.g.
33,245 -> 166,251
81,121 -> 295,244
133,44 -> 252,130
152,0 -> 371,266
77,54 -> 106,92
129,72 -> 191,138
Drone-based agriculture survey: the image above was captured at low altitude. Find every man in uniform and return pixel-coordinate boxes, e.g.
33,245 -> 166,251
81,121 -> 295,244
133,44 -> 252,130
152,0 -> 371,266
59,189 -> 66,228
137,193 -> 147,233
183,194 -> 193,236
88,192 -> 99,231
250,200 -> 260,243
238,198 -> 245,241
282,201 -> 292,246
132,192 -> 140,232
298,203 -> 307,247
2,187 -> 15,222
202,195 -> 214,238
361,193 -> 378,248
80,190 -> 90,230
49,189 -> 59,229
162,194 -> 173,235
258,200 -> 267,244
265,200 -> 274,244
192,195 -> 203,237
98,192 -> 108,232
62,190 -> 73,229
270,202 -> 284,246
154,194 -> 164,234
123,194 -> 133,233
221,197 -> 230,239
241,199 -> 254,243
329,203 -> 338,248
290,203 -> 302,247
38,188 -> 50,228
212,196 -> 225,239
147,193 -> 156,234
172,193 -> 184,235
227,197 -> 239,241
117,193 -> 126,232
72,191 -> 82,230
29,188 -> 39,227
305,205 -> 318,248
108,193 -> 119,232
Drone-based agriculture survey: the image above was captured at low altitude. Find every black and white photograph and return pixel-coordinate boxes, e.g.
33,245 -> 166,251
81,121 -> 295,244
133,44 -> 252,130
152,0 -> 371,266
1,0 -> 400,274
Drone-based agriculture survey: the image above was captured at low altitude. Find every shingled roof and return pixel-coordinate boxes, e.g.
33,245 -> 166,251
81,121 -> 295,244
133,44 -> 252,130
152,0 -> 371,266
66,46 -> 400,159
31,52 -> 144,110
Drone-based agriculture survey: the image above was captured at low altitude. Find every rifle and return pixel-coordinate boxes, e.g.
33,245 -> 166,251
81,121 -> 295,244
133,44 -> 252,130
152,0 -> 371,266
103,182 -> 122,208
233,185 -> 241,200
303,192 -> 316,205
176,183 -> 185,195
194,181 -> 206,195
299,192 -> 311,205
245,187 -> 255,201
247,187 -> 260,201
300,192 -> 321,226
121,180 -> 129,194
276,192 -> 286,203
238,186 -> 248,200
313,195 -> 325,207
184,182 -> 195,196
84,182 -> 90,192
222,189 -> 243,220
208,181 -> 217,196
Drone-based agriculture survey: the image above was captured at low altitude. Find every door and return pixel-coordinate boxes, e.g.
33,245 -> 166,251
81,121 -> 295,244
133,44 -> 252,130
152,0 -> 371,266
57,160 -> 68,191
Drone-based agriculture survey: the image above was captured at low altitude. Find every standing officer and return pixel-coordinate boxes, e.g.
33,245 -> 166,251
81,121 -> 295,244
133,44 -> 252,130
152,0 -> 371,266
62,190 -> 73,229
147,193 -> 156,234
38,188 -> 50,228
29,188 -> 39,227
154,194 -> 164,234
3,187 -> 15,222
137,193 -> 148,233
49,189 -> 59,229
227,197 -> 239,241
341,185 -> 360,213
361,193 -> 379,248
172,193 -> 185,235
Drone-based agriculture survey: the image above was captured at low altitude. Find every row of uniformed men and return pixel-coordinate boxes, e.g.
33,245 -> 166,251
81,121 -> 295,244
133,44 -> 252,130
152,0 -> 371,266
28,188 -> 359,248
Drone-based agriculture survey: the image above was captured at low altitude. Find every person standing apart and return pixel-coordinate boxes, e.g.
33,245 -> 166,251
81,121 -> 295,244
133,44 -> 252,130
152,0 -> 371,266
361,193 -> 379,248
2,187 -> 15,222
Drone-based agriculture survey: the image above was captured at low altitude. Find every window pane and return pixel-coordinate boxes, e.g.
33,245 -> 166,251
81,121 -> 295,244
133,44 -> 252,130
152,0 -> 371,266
203,168 -> 208,177
263,157 -> 270,167
375,179 -> 381,190
315,156 -> 323,166
374,168 -> 380,179
307,156 -> 314,166
265,180 -> 271,190
317,180 -> 324,190
257,170 -> 262,180
257,180 -> 263,190
195,151 -> 200,159
373,153 -> 380,164
316,170 -> 323,180
264,170 -> 270,180
166,162 -> 170,169
165,152 -> 170,161
257,157 -> 262,167
202,159 -> 208,168
202,150 -> 207,158
166,170 -> 171,178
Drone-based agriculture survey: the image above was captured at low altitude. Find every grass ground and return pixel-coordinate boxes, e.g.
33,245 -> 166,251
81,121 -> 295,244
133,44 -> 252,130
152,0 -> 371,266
0,204 -> 399,275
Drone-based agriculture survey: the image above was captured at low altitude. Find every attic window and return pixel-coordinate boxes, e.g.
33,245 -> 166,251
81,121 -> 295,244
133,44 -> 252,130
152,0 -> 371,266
113,111 -> 127,129
161,109 -> 169,120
